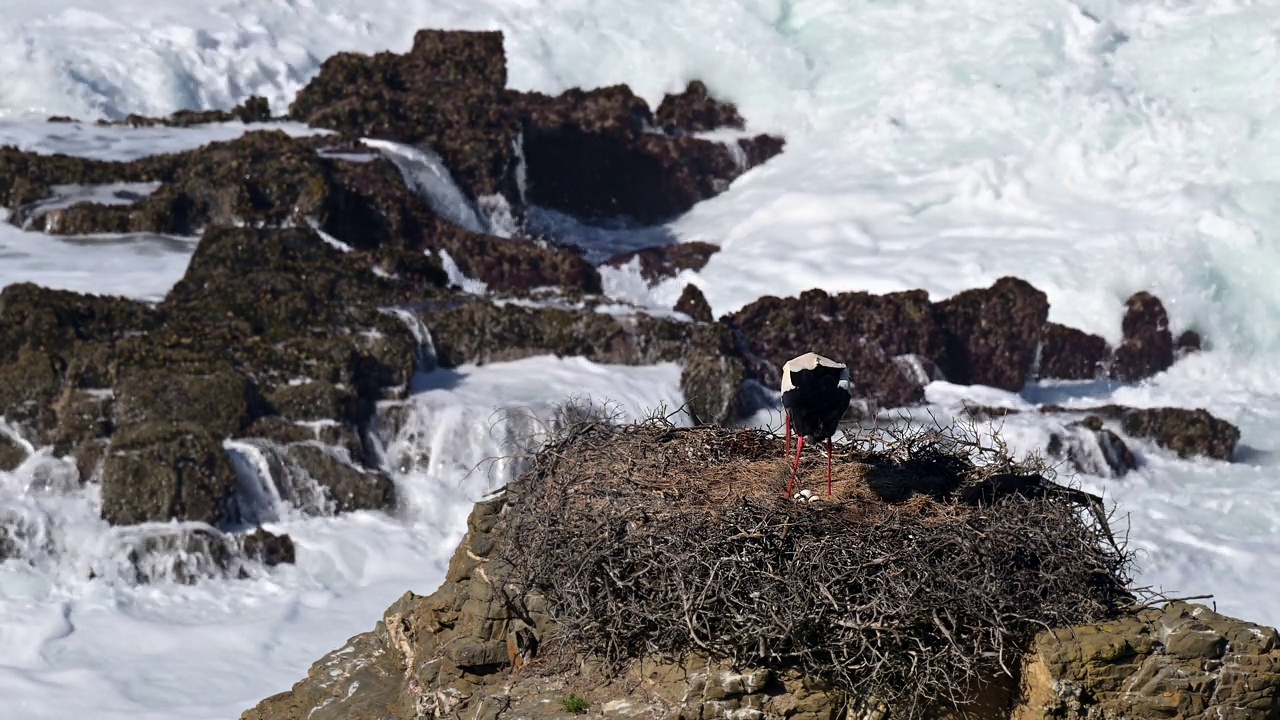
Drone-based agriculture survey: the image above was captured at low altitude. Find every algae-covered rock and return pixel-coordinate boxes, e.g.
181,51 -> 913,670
1112,291 -> 1174,382
100,422 -> 240,526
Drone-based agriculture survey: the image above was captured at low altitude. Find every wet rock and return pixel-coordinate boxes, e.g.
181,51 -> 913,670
1112,291 -> 1174,382
0,346 -> 68,440
283,444 -> 395,514
727,288 -> 945,408
126,526 -> 295,584
1111,406 -> 1239,461
1046,417 -> 1137,478
241,527 -> 296,567
289,29 -> 518,204
1176,329 -> 1202,357
655,80 -> 746,134
605,240 -> 720,283
0,432 -> 27,471
515,83 -> 779,224
7,133 -> 597,293
265,381 -> 357,424
118,95 -> 275,127
423,299 -> 747,424
675,283 -> 714,322
1041,404 -> 1240,461
935,277 -> 1049,391
1036,322 -> 1110,380
100,422 -> 240,526
113,365 -> 257,438
1017,602 -> 1280,720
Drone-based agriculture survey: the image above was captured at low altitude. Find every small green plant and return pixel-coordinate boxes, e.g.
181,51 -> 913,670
560,693 -> 589,714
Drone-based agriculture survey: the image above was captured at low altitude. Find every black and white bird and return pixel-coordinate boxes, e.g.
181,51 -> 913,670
781,352 -> 852,497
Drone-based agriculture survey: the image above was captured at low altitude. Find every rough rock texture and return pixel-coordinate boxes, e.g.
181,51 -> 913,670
1112,291 -> 1175,382
726,285 -> 959,408
241,493 -> 1280,720
655,80 -> 746,134
289,29 -> 783,227
289,29 -> 520,204
0,432 -> 28,471
935,277 -> 1050,390
1037,323 -> 1110,381
1015,601 -> 1280,720
3,132 -> 598,293
728,281 -> 1198,409
1098,405 -> 1240,461
114,95 -> 274,127
100,422 -> 240,526
675,283 -> 714,323
605,240 -> 720,283
127,526 -> 295,584
513,83 -> 781,224
1046,417 -> 1138,478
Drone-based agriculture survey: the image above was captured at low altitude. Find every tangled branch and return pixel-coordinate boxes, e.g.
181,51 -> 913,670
497,414 -> 1137,718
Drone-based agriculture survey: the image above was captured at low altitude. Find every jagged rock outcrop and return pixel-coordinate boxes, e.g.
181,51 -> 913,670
288,29 -> 784,227
1113,291 -> 1175,382
728,280 -> 1201,409
1,131 -> 598,293
1015,602 -> 1280,719
605,240 -> 720,284
675,283 -> 714,322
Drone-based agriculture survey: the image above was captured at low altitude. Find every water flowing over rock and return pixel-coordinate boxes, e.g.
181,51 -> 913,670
288,29 -> 783,228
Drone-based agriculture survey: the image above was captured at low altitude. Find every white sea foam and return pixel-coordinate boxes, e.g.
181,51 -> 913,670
1,0 -> 1279,717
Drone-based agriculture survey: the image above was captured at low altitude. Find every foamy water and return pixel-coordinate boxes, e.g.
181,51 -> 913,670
3,0 -> 1280,717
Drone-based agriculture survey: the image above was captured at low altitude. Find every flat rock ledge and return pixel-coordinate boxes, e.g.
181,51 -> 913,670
241,425 -> 1280,720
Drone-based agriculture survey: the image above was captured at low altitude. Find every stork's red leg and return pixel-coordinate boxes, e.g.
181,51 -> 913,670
785,436 -> 805,497
784,413 -> 791,456
826,438 -> 834,496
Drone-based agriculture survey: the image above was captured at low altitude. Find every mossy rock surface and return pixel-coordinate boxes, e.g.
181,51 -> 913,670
99,422 -> 240,527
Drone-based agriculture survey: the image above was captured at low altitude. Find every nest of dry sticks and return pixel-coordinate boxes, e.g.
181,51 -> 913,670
497,409 -> 1137,718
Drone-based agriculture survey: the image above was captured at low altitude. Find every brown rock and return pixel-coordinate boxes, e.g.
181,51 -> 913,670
935,277 -> 1049,391
1037,322 -> 1110,380
674,283 -> 714,322
605,240 -> 720,284
283,444 -> 396,514
654,80 -> 746,133
1112,291 -> 1174,382
100,422 -> 240,526
1016,602 -> 1280,720
0,432 -> 27,471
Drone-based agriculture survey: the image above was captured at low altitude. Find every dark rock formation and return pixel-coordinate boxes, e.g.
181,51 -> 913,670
289,29 -> 783,227
100,422 -> 240,526
1039,405 -> 1240,462
4,132 -> 598,293
290,30 -> 519,204
1036,322 -> 1109,381
1176,329 -> 1202,357
514,83 -> 780,224
935,277 -> 1049,390
0,432 -> 25,471
655,80 -> 746,134
116,95 -> 274,127
126,526 -> 295,584
605,240 -> 720,283
283,444 -> 396,515
1047,416 -> 1138,478
1112,291 -> 1174,381
675,283 -> 714,322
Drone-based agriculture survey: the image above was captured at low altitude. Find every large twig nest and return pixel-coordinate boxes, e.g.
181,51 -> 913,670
497,410 -> 1135,718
